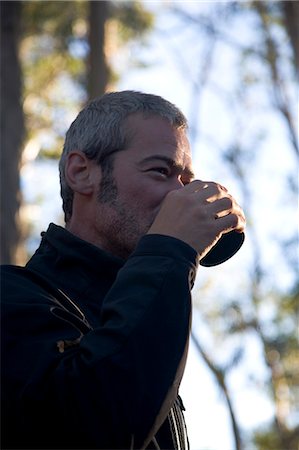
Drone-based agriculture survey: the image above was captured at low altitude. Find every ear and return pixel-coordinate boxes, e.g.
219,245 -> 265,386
65,151 -> 101,195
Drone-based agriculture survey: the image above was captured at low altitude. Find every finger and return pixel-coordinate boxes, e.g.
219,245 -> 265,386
182,180 -> 228,197
181,179 -> 208,193
209,197 -> 234,217
216,211 -> 246,233
209,196 -> 245,217
203,184 -> 230,204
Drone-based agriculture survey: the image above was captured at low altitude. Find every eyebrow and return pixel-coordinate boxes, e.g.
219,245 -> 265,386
140,155 -> 195,178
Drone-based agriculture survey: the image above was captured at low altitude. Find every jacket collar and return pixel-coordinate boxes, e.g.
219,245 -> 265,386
26,223 -> 124,305
42,223 -> 124,271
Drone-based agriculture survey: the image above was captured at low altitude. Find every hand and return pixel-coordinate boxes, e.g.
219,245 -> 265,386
147,180 -> 246,260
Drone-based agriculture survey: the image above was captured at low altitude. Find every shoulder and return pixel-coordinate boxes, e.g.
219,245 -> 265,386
0,265 -> 55,310
1,265 -> 42,294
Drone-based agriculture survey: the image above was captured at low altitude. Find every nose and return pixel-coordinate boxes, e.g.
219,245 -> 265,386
173,175 -> 187,189
166,175 -> 190,195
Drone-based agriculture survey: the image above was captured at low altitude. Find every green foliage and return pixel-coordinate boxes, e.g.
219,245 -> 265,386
21,1 -> 86,46
20,0 -> 154,160
253,425 -> 285,450
253,421 -> 299,450
112,0 -> 154,42
21,1 -> 87,159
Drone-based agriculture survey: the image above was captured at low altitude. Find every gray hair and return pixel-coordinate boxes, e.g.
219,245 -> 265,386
59,90 -> 188,222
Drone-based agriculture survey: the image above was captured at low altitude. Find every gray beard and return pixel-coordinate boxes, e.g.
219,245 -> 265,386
96,176 -> 153,259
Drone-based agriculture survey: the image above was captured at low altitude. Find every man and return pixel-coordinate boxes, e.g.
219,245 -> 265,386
1,91 -> 245,449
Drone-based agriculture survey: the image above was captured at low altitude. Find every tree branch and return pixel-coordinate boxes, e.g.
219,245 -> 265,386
191,331 -> 243,450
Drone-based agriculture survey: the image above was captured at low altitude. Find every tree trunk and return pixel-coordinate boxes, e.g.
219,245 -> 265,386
0,1 -> 25,265
87,1 -> 109,100
281,1 -> 299,74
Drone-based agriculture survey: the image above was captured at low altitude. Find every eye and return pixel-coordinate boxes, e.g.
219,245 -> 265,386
154,167 -> 169,175
148,167 -> 170,177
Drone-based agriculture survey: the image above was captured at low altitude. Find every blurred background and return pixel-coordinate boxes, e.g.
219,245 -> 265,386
1,1 -> 298,449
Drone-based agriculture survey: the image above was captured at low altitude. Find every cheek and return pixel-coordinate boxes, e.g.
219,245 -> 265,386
132,185 -> 168,211
116,173 -> 171,212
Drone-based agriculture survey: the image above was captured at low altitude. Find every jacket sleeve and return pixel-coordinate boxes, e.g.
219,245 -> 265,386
1,234 -> 198,449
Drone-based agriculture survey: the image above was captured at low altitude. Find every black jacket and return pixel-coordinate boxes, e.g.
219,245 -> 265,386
1,223 -> 198,449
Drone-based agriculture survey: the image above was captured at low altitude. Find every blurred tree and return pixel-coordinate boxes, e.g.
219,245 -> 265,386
88,1 -> 109,99
280,0 -> 299,74
88,1 -> 153,99
252,0 -> 298,157
0,1 -> 25,264
0,0 -> 153,264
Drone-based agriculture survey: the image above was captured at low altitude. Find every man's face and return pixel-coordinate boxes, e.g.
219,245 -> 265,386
94,113 -> 194,258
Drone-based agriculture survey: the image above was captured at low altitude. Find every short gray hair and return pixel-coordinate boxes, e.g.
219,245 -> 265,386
59,90 -> 188,222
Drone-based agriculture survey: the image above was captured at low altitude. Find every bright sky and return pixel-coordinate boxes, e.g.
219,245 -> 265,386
21,2 -> 298,449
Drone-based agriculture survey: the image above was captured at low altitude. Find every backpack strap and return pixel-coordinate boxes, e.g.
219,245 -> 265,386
21,267 -> 93,352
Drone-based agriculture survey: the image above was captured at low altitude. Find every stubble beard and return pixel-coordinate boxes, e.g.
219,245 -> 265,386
97,174 -> 153,259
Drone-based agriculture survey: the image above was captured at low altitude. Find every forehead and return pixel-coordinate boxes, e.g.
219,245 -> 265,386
123,113 -> 192,165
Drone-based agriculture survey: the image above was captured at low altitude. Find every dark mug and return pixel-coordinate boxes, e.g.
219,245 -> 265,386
200,230 -> 245,267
